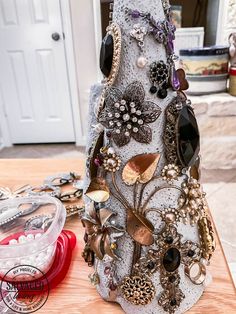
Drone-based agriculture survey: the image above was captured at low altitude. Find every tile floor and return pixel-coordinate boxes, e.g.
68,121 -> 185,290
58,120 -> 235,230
0,144 -> 235,286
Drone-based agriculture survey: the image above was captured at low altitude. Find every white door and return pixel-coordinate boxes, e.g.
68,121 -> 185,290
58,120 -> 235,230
0,0 -> 75,143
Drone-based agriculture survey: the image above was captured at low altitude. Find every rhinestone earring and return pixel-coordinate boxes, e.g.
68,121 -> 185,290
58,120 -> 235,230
130,23 -> 148,68
149,61 -> 170,99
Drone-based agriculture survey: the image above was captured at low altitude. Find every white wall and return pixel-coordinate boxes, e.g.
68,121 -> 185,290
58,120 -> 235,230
69,0 -> 101,141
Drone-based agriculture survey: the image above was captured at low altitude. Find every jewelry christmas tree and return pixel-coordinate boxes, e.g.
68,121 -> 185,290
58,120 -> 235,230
82,0 -> 215,313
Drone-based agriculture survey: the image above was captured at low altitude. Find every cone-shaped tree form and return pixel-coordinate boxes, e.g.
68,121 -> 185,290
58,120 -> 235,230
82,1 -> 215,313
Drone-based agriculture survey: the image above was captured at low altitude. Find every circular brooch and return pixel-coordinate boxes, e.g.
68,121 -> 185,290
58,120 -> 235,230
120,275 -> 155,305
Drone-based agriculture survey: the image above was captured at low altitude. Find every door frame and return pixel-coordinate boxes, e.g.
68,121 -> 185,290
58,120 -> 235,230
0,0 -> 84,147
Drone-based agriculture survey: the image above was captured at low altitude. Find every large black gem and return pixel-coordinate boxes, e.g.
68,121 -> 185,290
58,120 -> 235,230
100,34 -> 114,77
163,248 -> 181,272
176,106 -> 200,167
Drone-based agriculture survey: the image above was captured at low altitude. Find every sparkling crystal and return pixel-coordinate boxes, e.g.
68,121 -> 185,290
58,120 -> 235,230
120,105 -> 126,111
138,119 -> 143,125
115,102 -> 120,108
132,117 -> 138,123
121,100 -> 126,105
115,113 -> 120,118
163,248 -> 181,272
127,124 -> 132,129
115,129 -> 121,134
171,66 -> 180,91
131,108 -> 136,113
100,34 -> 113,77
130,102 -> 136,107
123,114 -> 130,121
133,127 -> 139,133
177,106 -> 200,167
136,110 -> 141,116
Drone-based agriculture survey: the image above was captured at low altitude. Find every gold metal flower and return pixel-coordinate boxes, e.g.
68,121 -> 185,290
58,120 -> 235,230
120,275 -> 155,305
161,164 -> 181,183
81,204 -> 124,260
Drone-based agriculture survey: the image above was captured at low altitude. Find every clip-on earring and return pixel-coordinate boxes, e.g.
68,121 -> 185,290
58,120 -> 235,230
149,61 -> 170,99
130,23 -> 148,68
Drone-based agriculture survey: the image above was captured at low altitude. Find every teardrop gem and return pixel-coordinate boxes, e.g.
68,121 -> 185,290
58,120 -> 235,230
177,106 -> 200,167
163,248 -> 181,272
100,34 -> 114,77
171,66 -> 180,91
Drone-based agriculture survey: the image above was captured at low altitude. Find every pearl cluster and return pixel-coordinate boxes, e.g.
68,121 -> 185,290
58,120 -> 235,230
0,233 -> 56,281
161,164 -> 181,183
103,147 -> 121,173
110,99 -> 143,137
179,178 -> 207,225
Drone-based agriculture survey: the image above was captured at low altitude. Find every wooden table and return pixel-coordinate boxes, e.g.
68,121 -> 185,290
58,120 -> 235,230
0,159 -> 235,314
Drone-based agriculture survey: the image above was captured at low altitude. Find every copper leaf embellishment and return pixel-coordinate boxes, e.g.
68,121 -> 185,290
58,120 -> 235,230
122,153 -> 161,186
85,177 -> 110,202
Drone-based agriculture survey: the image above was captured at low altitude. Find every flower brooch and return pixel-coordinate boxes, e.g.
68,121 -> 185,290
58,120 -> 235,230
98,81 -> 161,147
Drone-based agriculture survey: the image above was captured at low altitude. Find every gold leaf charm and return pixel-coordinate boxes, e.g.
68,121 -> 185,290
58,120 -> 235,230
127,210 -> 154,246
85,178 -> 110,202
122,153 -> 161,186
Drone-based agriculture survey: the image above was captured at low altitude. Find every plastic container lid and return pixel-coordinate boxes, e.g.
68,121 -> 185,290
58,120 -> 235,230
0,196 -> 66,259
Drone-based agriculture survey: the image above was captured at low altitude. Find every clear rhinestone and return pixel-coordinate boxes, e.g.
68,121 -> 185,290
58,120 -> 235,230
131,108 -> 136,113
130,102 -> 135,107
132,117 -> 138,123
115,102 -> 120,108
115,129 -> 121,134
109,121 -> 114,126
121,100 -> 126,105
123,114 -> 130,121
127,124 -> 132,129
108,113 -> 113,118
115,113 -> 120,118
133,127 -> 139,133
120,105 -> 125,111
116,121 -> 121,127
136,110 -> 142,116
138,119 -> 143,125
125,131 -> 130,137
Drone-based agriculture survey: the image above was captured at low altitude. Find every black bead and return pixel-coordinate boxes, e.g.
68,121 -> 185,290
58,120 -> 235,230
168,275 -> 176,283
165,236 -> 174,244
170,298 -> 177,307
176,106 -> 200,167
100,34 -> 114,77
147,261 -> 155,270
158,88 -> 168,99
150,86 -> 157,94
187,249 -> 195,257
163,248 -> 181,272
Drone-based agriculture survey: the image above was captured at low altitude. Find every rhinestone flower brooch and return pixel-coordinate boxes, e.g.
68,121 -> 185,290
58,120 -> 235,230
98,81 -> 161,147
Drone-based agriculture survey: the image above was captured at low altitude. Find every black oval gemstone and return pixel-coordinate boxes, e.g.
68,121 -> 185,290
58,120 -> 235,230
100,34 -> 114,77
176,106 -> 200,167
158,88 -> 168,99
163,248 -> 181,272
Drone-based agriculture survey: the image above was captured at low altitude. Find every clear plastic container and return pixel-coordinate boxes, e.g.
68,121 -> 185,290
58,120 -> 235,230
0,196 -> 66,281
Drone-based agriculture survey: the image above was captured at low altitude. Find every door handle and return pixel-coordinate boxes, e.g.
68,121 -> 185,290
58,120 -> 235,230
52,32 -> 60,41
